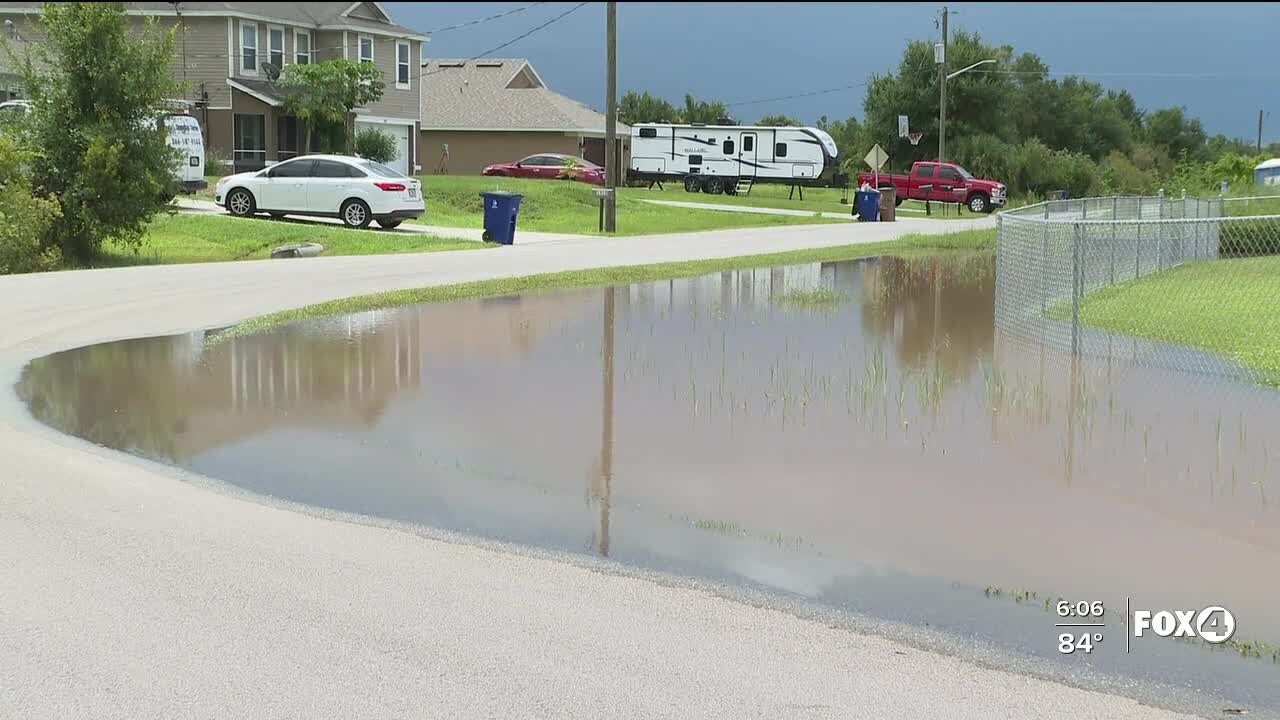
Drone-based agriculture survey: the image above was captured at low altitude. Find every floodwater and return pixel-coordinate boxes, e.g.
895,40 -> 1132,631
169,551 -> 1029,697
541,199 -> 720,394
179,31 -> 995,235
18,254 -> 1280,717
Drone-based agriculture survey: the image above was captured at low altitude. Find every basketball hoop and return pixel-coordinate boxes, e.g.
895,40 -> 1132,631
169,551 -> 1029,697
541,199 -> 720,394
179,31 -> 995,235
907,132 -> 923,146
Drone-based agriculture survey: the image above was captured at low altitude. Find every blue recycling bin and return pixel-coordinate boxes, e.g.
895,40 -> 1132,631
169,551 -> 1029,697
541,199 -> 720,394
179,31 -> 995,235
480,191 -> 523,245
854,189 -> 880,222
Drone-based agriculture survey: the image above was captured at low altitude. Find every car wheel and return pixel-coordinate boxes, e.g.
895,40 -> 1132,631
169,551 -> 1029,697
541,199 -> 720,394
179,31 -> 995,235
340,198 -> 372,229
376,219 -> 402,230
968,193 -> 990,214
702,176 -> 724,195
226,188 -> 255,217
683,175 -> 701,193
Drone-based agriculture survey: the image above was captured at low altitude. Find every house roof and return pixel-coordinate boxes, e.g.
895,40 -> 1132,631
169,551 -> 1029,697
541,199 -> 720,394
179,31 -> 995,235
0,2 -> 424,39
420,58 -> 627,134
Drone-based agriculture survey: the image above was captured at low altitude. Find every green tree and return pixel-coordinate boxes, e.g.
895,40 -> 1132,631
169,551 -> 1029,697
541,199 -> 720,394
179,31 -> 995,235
278,59 -> 385,153
13,2 -> 179,264
680,94 -> 733,124
353,127 -> 396,164
1144,107 -> 1209,161
618,90 -> 678,124
0,133 -> 62,274
757,113 -> 801,127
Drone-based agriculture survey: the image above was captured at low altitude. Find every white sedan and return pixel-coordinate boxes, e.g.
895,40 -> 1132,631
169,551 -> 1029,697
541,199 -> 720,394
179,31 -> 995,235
214,154 -> 424,230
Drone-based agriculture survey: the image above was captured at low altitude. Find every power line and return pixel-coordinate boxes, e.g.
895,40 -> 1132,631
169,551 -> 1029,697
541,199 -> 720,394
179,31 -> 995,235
725,83 -> 867,108
971,69 -> 1280,79
424,2 -> 547,34
416,1 -> 589,80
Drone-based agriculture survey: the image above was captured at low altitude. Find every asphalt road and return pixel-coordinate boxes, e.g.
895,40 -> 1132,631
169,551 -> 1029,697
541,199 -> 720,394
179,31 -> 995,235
0,217 -> 1195,719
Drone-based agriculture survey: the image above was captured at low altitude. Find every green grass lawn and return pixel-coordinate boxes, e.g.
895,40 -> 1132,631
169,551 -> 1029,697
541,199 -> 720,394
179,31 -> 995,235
413,174 -> 842,235
97,213 -> 479,267
628,181 -> 974,220
1077,255 -> 1280,382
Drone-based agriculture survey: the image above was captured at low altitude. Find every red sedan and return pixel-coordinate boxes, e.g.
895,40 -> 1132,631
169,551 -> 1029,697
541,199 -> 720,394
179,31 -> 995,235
481,154 -> 605,186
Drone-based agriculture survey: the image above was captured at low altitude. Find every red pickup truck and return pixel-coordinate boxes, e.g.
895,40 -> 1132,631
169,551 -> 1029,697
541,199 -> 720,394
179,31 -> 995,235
856,161 -> 1007,213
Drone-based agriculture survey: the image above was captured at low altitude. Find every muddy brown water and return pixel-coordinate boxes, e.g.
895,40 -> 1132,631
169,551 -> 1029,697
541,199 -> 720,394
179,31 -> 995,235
18,254 -> 1280,717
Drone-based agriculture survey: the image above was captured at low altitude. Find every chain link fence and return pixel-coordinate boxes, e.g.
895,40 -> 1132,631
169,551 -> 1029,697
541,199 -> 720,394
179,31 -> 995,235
995,194 -> 1280,385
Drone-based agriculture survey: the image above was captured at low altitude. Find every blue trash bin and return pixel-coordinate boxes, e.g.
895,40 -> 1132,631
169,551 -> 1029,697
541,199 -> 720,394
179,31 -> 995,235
854,189 -> 880,222
480,191 -> 524,245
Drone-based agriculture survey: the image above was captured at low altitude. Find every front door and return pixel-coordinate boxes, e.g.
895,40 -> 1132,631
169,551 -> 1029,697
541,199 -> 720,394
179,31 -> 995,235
738,133 -> 758,178
934,166 -> 966,203
259,158 -> 314,211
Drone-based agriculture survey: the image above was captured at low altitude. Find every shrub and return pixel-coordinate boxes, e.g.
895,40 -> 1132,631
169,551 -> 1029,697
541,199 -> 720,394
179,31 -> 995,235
353,127 -> 397,164
17,3 -> 180,264
1218,218 -> 1280,258
205,145 -> 232,177
0,134 -> 61,274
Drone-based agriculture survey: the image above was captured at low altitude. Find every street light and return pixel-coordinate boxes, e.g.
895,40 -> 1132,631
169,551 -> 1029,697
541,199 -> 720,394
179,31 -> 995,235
937,55 -> 997,163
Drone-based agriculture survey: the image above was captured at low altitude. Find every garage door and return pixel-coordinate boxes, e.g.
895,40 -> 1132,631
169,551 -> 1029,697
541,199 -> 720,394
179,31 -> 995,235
355,121 -> 411,176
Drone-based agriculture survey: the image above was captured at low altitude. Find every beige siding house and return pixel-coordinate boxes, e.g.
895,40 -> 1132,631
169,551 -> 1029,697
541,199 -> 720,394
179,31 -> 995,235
420,58 -> 627,176
0,2 -> 426,175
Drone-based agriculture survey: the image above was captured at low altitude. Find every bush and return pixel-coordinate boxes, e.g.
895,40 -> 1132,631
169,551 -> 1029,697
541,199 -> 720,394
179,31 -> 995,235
0,135 -> 62,274
354,127 -> 397,164
205,145 -> 232,177
1219,218 -> 1280,258
954,136 -> 1100,198
17,3 -> 180,264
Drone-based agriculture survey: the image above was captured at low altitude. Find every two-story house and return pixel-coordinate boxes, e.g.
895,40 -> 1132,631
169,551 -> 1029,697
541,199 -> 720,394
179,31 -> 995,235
0,2 -> 425,175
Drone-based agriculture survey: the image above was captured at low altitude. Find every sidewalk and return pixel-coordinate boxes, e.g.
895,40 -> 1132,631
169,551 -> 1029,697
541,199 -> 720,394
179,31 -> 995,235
175,198 -> 589,245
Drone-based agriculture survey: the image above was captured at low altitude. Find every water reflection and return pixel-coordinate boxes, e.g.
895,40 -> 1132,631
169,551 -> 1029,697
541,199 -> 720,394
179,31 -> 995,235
18,254 -> 1280,715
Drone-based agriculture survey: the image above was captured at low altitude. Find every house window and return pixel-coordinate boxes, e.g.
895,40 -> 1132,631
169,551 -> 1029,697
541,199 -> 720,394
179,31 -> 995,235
278,116 -> 321,159
396,41 -> 410,88
240,22 -> 257,74
294,30 -> 311,64
775,143 -> 787,158
358,34 -> 373,63
268,26 -> 285,69
233,113 -> 266,170
722,139 -> 735,154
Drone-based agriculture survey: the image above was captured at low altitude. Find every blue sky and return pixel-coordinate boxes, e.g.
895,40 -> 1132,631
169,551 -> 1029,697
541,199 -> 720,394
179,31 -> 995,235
392,2 -> 1280,143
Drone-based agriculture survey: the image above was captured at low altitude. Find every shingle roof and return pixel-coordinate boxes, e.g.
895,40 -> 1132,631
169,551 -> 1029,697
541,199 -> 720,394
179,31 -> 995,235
421,59 -> 627,134
0,2 -> 422,38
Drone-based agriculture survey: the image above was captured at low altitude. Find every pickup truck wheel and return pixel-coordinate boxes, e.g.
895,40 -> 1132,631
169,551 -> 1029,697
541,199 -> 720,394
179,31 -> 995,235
683,175 -> 701,193
968,193 -> 991,214
702,176 -> 725,195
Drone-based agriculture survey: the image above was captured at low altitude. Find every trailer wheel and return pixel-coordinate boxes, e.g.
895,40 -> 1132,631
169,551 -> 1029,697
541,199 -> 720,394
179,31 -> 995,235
723,178 -> 738,196
702,176 -> 725,195
683,175 -> 701,193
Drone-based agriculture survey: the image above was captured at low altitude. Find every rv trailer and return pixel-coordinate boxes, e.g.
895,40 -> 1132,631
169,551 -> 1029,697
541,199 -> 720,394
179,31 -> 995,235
627,123 -> 844,194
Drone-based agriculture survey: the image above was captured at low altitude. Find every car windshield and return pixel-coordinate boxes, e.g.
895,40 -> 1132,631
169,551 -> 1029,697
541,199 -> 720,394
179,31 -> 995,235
360,160 -> 406,178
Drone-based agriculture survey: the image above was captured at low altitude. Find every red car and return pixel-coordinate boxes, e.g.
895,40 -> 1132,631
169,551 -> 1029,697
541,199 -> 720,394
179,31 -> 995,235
481,153 -> 605,186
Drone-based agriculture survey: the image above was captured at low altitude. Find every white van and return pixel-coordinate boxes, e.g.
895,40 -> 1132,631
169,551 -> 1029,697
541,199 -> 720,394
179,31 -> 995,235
1,99 -> 206,192
162,112 -> 206,192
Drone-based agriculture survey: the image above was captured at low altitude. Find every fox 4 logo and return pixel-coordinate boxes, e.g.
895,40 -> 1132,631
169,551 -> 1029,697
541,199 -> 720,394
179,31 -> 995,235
1132,606 -> 1236,644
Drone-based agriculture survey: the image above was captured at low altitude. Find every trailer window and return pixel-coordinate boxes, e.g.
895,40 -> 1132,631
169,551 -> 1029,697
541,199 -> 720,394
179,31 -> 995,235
775,143 -> 787,158
743,136 -> 754,152
639,127 -> 657,138
722,139 -> 734,154
689,155 -> 702,165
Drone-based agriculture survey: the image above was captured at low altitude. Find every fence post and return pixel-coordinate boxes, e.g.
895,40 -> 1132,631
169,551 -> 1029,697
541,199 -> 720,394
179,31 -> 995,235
1109,205 -> 1117,284
1072,222 -> 1083,359
1135,219 -> 1142,280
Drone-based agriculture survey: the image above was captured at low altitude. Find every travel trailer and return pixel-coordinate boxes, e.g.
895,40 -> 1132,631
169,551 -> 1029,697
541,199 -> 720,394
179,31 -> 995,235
628,123 -> 842,194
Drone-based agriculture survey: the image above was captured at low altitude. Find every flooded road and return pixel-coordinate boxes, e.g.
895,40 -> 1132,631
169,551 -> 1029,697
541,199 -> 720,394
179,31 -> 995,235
19,254 -> 1280,717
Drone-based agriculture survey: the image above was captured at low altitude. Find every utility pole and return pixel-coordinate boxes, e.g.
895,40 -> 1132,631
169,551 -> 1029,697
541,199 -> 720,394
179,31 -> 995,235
604,1 -> 618,233
937,6 -> 948,163
1258,109 -> 1264,153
